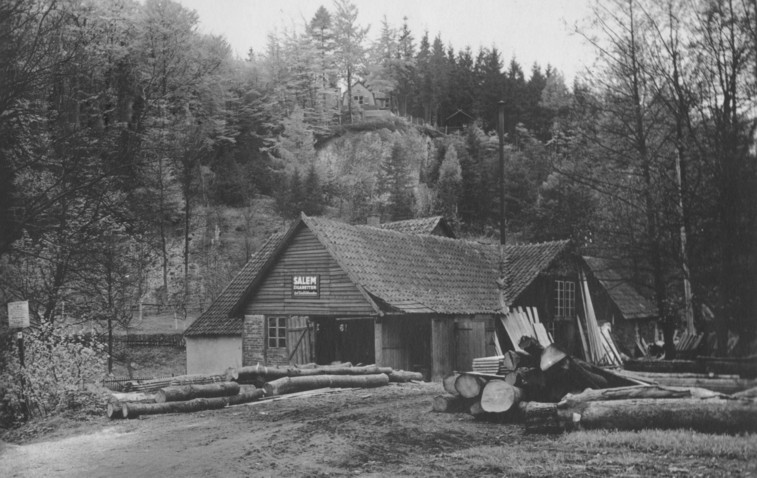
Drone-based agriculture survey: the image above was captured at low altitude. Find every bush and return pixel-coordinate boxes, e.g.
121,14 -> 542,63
0,321 -> 107,424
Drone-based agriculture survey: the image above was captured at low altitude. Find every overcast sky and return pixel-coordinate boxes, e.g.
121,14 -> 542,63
175,0 -> 597,82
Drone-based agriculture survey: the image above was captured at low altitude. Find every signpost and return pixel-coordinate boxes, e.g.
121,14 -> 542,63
8,300 -> 29,367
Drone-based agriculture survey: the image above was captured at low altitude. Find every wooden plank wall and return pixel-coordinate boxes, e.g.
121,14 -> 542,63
378,316 -> 430,373
245,227 -> 376,317
431,318 -> 454,382
454,318 -> 486,372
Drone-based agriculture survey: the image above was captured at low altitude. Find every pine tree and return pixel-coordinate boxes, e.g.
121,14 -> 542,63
379,142 -> 414,220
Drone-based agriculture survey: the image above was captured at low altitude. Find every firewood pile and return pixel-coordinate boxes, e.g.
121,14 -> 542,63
433,338 -> 757,434
107,363 -> 423,419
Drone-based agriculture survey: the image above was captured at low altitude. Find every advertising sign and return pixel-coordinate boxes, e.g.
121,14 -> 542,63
292,275 -> 319,297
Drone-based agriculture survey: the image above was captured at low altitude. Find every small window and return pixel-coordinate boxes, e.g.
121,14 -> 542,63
268,316 -> 287,348
555,280 -> 576,318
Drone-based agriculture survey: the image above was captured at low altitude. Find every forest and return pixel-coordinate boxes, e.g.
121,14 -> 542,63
0,0 -> 755,361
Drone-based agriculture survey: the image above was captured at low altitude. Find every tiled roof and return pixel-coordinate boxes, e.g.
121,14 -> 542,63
305,215 -> 569,315
379,216 -> 454,237
186,214 -> 570,335
184,232 -> 285,337
583,256 -> 658,320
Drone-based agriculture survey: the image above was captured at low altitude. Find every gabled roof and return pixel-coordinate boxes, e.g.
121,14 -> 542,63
186,214 -> 571,336
184,232 -> 285,336
379,216 -> 455,238
583,256 -> 658,320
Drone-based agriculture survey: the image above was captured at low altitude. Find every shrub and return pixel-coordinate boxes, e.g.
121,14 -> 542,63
0,321 -> 107,424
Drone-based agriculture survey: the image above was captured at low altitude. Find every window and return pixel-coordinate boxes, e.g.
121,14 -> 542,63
555,280 -> 576,318
353,95 -> 364,105
267,316 -> 287,348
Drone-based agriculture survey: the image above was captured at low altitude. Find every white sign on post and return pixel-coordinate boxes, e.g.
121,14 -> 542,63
8,301 -> 30,328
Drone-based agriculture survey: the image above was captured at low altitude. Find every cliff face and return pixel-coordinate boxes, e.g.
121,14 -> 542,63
316,126 -> 434,190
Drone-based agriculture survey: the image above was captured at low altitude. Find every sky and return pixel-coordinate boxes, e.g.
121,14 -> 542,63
175,0 -> 597,82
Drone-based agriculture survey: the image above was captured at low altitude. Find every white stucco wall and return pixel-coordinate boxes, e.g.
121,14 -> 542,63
186,336 -> 242,376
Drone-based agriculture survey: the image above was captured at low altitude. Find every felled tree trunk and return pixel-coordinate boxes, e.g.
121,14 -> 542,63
155,382 -> 240,403
558,385 -> 724,408
432,395 -> 474,413
387,370 -> 423,382
443,373 -> 460,396
235,364 -> 393,384
263,373 -> 389,396
227,389 -> 265,405
480,380 -> 524,413
558,398 -> 757,433
455,374 -> 485,398
518,401 -> 560,434
107,401 -> 124,419
122,397 -> 229,419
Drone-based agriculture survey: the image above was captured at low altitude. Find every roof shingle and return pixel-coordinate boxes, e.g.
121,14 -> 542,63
583,256 -> 658,320
185,215 -> 570,336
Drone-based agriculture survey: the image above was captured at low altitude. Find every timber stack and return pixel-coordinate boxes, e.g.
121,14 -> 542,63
108,362 -> 421,420
433,340 -> 757,434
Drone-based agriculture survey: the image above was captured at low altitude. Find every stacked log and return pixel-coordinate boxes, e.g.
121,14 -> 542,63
123,374 -> 227,393
155,382 -> 240,403
616,370 -> 757,395
232,364 -> 413,386
122,397 -> 230,419
433,372 -> 524,420
263,373 -> 389,396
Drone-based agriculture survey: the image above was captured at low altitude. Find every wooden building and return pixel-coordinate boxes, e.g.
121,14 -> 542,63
184,214 -> 654,379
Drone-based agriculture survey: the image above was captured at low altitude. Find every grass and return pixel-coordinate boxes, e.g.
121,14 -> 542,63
563,428 -> 757,460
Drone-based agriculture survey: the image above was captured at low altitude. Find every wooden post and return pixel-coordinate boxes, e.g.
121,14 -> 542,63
374,319 -> 383,367
431,318 -> 453,382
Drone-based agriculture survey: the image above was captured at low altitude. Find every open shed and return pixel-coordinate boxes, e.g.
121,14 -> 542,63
185,214 -> 590,380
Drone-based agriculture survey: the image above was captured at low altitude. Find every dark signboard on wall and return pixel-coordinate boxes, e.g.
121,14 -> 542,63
292,275 -> 319,297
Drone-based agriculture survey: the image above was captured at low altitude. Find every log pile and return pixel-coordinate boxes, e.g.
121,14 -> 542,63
434,342 -> 757,434
108,363 -> 417,420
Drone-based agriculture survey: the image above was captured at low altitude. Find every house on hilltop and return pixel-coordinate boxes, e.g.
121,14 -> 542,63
184,214 -> 657,379
342,82 -> 392,120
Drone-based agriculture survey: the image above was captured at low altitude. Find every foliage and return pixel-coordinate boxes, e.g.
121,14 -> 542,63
0,322 -> 106,424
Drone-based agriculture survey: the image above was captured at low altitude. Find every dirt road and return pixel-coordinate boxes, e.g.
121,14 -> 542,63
1,382 -> 755,477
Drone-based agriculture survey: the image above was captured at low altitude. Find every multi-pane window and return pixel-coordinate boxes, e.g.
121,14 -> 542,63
555,280 -> 576,318
268,316 -> 287,348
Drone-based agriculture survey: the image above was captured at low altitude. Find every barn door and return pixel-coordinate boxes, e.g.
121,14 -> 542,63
454,318 -> 486,371
287,316 -> 313,365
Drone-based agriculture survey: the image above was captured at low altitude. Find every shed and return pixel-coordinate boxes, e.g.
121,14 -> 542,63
583,256 -> 658,355
185,214 -> 579,379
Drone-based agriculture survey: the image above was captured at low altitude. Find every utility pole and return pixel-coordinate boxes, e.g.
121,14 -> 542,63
496,100 -> 508,312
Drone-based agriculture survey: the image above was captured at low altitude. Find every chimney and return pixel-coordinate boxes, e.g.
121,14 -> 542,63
367,215 -> 380,227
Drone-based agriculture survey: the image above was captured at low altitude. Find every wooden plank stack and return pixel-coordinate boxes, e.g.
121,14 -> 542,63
500,307 -> 552,353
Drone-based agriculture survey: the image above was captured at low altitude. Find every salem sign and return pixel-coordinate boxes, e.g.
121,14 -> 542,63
292,275 -> 319,297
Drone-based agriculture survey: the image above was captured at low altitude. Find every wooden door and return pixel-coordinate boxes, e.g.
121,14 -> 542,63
454,318 -> 486,371
287,316 -> 313,365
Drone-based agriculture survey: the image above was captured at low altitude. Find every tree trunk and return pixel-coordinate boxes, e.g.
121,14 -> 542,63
442,372 -> 460,396
432,395 -> 474,413
227,389 -> 265,406
155,382 -> 240,403
518,401 -> 560,434
107,401 -> 124,419
618,372 -> 756,395
558,398 -> 757,433
263,373 -> 389,396
454,374 -> 485,398
122,397 -> 229,419
480,380 -> 524,413
386,370 -> 423,383
234,364 -> 393,384
558,385 -> 724,409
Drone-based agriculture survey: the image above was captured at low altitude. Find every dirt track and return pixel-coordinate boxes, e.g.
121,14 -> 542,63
1,382 -> 755,477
